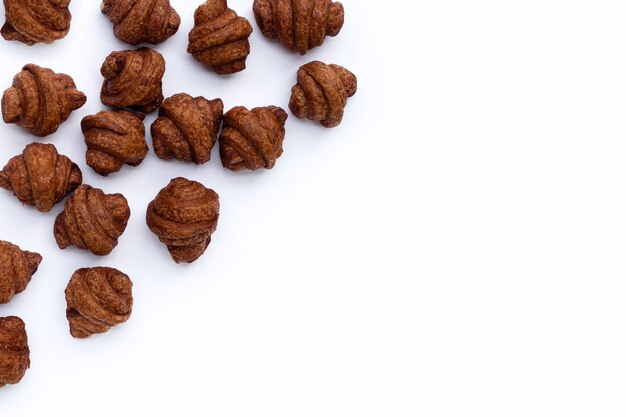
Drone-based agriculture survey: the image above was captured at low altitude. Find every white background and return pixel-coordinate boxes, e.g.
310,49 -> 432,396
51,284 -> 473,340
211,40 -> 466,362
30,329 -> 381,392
1,0 -> 625,416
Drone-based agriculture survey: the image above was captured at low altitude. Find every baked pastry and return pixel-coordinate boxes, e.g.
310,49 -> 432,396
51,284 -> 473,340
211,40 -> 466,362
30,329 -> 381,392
188,0 -> 253,75
100,47 -> 165,113
2,0 -> 71,45
81,109 -> 148,176
0,316 -> 30,388
146,177 -> 219,263
253,0 -> 344,55
0,143 -> 82,212
54,185 -> 131,256
151,93 -> 223,164
101,0 -> 180,45
0,241 -> 42,304
289,61 -> 356,127
219,105 -> 287,171
65,267 -> 133,339
2,64 -> 86,137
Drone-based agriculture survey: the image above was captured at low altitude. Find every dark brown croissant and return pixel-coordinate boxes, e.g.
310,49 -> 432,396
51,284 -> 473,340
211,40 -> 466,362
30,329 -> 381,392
2,0 -> 71,45
81,110 -> 148,176
101,0 -> 180,45
65,267 -> 133,339
0,241 -> 42,304
2,64 -> 86,137
151,93 -> 223,164
0,143 -> 82,212
0,316 -> 30,388
289,61 -> 356,128
146,177 -> 219,263
54,185 -> 131,256
100,47 -> 165,113
253,0 -> 344,55
188,0 -> 253,75
219,105 -> 287,171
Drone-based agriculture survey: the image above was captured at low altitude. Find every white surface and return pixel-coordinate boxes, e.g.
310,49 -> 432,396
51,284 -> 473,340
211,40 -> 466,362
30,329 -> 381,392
1,0 -> 626,416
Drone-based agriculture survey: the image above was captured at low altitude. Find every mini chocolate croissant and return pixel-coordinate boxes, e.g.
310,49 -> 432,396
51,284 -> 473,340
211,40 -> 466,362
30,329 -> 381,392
0,241 -> 42,304
65,267 -> 133,339
253,0 -> 344,55
54,185 -> 130,256
0,143 -> 82,212
100,47 -> 165,113
81,110 -> 148,176
0,316 -> 30,388
2,0 -> 71,45
289,61 -> 356,128
151,93 -> 223,164
188,0 -> 253,75
2,64 -> 86,137
146,177 -> 219,263
101,0 -> 180,45
219,105 -> 287,171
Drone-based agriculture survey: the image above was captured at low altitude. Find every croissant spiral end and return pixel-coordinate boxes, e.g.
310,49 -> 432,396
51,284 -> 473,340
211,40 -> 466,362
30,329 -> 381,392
2,86 -> 21,123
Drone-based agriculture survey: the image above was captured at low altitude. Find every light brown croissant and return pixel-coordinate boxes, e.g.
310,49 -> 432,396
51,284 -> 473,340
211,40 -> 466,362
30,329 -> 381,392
54,185 -> 131,256
65,267 -> 133,339
2,64 -> 86,137
289,61 -> 357,128
0,241 -> 42,304
253,0 -> 344,55
151,93 -> 223,164
81,110 -> 148,176
0,316 -> 30,387
188,0 -> 253,75
101,0 -> 180,45
2,0 -> 72,45
0,143 -> 82,212
146,177 -> 220,263
100,47 -> 165,113
219,105 -> 287,171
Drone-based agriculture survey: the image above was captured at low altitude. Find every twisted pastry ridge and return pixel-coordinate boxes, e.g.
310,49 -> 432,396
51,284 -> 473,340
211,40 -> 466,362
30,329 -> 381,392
0,316 -> 29,388
151,93 -> 223,164
1,0 -> 71,45
0,143 -> 83,212
102,0 -> 180,45
65,267 -> 133,339
289,61 -> 356,128
100,47 -> 165,113
0,241 -> 42,304
219,105 -> 287,171
2,64 -> 86,137
188,0 -> 253,75
253,0 -> 344,55
146,177 -> 219,264
54,185 -> 130,256
81,109 -> 148,176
